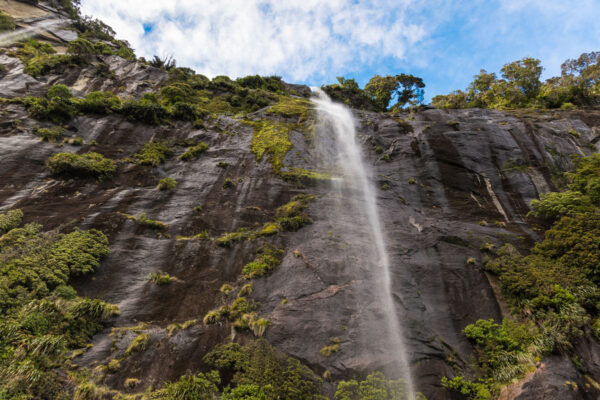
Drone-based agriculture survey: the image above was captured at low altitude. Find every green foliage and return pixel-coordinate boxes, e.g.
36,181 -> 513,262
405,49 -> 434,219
334,371 -> 416,400
121,93 -> 169,125
179,142 -> 208,161
456,152 -> 600,397
529,190 -> 594,222
275,194 -> 315,231
568,154 -> 600,204
241,245 -> 284,279
247,120 -> 295,173
0,12 -> 15,32
149,272 -> 177,285
75,91 -> 122,114
157,177 -> 177,191
126,333 -> 149,354
66,38 -> 96,61
433,52 -> 600,109
155,370 -> 221,399
236,75 -> 285,92
319,338 -> 341,357
441,376 -> 491,400
24,85 -> 76,123
34,126 -> 64,142
0,219 -> 115,399
203,340 -> 324,400
134,141 -> 173,166
13,40 -> 73,78
463,319 -> 536,382
0,209 -> 23,235
136,213 -> 168,230
266,96 -> 313,120
322,77 -> 375,111
216,228 -> 250,247
364,74 -> 425,111
46,152 -> 116,179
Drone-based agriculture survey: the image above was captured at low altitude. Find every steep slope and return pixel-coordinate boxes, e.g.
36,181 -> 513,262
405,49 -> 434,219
1,2 -> 600,399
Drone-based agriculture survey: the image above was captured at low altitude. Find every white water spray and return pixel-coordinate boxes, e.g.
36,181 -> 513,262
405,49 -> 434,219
311,88 -> 416,398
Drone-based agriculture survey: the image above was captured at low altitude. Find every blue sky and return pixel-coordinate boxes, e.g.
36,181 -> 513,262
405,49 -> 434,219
80,0 -> 600,102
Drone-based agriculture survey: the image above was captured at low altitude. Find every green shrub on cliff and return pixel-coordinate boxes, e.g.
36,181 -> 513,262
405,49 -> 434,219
76,91 -> 122,114
0,11 -> 15,32
448,153 -> 600,398
25,85 -> 77,123
0,209 -> 23,234
179,142 -> 208,161
0,218 -> 116,399
134,141 -> 173,166
157,177 -> 177,191
121,93 -> 169,125
335,371 -> 422,400
241,245 -> 284,279
46,152 -> 116,178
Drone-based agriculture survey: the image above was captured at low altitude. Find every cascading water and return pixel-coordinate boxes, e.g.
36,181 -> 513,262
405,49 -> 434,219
311,88 -> 416,398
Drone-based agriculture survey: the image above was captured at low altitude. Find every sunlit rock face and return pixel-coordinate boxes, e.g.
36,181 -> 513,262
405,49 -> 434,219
2,3 -> 600,399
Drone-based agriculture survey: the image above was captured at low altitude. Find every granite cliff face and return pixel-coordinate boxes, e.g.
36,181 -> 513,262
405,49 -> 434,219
2,2 -> 600,399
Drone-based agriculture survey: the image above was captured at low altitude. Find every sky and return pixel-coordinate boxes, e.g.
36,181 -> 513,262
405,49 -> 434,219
79,0 -> 600,103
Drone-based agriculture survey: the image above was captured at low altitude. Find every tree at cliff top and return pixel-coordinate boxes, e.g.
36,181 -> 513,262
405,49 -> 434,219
432,52 -> 600,109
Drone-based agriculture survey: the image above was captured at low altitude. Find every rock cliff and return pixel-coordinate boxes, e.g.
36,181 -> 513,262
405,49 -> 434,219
1,1 -> 600,399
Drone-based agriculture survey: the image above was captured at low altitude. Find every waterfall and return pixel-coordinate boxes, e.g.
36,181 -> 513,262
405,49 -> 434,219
311,88 -> 416,398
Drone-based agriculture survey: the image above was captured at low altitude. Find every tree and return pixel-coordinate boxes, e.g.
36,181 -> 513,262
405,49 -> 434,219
394,74 -> 425,109
500,57 -> 543,100
364,74 -> 426,111
364,75 -> 399,111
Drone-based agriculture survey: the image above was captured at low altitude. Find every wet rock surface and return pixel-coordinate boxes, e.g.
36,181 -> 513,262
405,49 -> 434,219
1,5 -> 600,398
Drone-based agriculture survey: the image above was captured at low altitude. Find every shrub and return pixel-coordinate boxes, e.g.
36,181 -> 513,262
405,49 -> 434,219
46,152 -> 116,179
136,213 -> 168,230
529,191 -> 594,222
157,177 -> 177,190
275,194 -> 315,231
24,85 -> 77,123
0,11 -> 15,32
107,359 -> 121,372
149,272 -> 177,285
334,371 -> 417,400
220,284 -> 233,295
0,219 -> 115,399
126,334 -> 149,355
134,141 -> 173,166
216,229 -> 249,247
121,93 -> 169,125
0,209 -> 23,234
222,178 -> 235,188
179,142 -> 208,161
170,101 -> 197,121
14,40 -> 73,78
158,371 -> 220,399
76,91 -> 122,114
441,376 -> 492,400
242,245 -> 284,279
66,38 -> 96,61
319,338 -> 341,357
204,340 -> 323,400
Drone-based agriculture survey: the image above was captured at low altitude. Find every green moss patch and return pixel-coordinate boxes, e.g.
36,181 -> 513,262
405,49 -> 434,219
46,152 -> 116,179
134,141 -> 173,166
241,245 -> 284,279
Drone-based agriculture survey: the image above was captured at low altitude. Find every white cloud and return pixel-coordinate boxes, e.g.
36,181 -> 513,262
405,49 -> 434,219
79,0 -> 428,81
